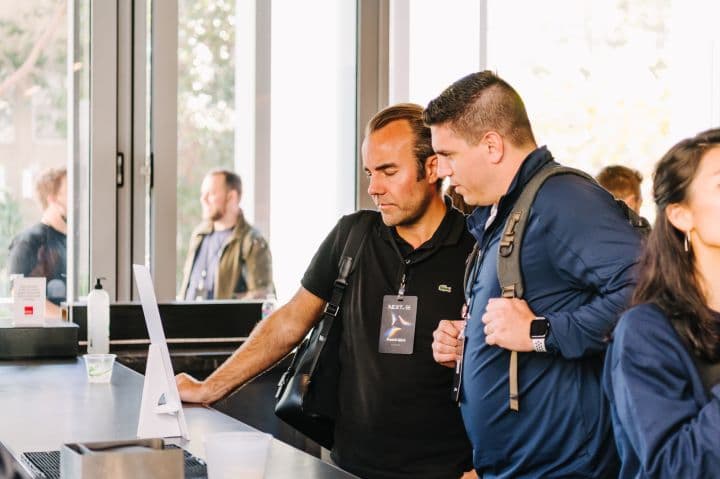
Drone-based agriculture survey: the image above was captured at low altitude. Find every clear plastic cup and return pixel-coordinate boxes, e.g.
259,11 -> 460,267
83,353 -> 116,383
204,431 -> 272,479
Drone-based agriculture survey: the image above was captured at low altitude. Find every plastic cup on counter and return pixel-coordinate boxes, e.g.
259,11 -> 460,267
204,431 -> 272,479
83,353 -> 116,383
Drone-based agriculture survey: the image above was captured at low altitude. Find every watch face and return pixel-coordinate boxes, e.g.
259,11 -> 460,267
530,319 -> 549,338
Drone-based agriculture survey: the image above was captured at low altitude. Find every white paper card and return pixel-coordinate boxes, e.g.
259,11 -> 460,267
12,277 -> 46,326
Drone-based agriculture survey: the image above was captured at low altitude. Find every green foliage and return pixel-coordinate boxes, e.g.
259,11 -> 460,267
0,2 -> 68,139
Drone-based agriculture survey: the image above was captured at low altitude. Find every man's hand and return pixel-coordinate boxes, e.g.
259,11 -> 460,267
482,298 -> 535,352
460,469 -> 478,479
432,320 -> 465,368
176,372 -> 219,404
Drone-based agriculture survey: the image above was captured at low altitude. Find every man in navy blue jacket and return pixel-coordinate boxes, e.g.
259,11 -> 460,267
425,71 -> 642,477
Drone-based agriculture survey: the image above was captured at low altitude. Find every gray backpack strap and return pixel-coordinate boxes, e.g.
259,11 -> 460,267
497,165 -> 595,412
498,165 -> 595,300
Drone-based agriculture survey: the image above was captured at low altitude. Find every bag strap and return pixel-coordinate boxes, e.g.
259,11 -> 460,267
497,165 -> 596,300
313,212 -> 376,339
277,212 -> 376,390
613,197 -> 652,235
497,164 -> 648,298
496,165 -> 595,412
669,318 -> 720,395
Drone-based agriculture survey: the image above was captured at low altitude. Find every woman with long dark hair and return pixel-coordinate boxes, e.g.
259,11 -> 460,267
604,128 -> 720,478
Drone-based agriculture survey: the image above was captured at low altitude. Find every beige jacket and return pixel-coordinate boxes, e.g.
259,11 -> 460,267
179,212 -> 275,300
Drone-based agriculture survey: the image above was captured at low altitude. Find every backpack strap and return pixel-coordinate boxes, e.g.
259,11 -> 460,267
497,165 -> 596,300
669,318 -> 720,395
497,163 -> 648,299
497,165 -> 595,412
613,197 -> 652,236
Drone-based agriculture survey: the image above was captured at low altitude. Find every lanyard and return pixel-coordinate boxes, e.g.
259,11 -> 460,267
463,244 -> 482,319
464,203 -> 499,319
388,232 -> 413,301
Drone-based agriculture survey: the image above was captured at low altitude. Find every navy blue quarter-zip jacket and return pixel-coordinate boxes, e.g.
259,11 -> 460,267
604,304 -> 720,478
460,147 -> 642,477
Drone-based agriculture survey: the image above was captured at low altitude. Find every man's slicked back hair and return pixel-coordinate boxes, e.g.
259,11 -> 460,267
423,71 -> 536,147
366,103 -> 436,183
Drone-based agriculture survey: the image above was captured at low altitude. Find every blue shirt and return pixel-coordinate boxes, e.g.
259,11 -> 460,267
460,147 -> 642,477
604,304 -> 720,478
185,228 -> 233,300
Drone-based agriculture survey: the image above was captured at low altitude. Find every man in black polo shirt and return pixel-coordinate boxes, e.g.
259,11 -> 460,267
177,103 -> 474,479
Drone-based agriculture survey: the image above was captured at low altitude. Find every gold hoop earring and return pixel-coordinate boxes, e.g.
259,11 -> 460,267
684,231 -> 691,253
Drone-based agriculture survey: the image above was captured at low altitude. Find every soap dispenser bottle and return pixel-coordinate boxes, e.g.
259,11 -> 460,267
87,277 -> 110,354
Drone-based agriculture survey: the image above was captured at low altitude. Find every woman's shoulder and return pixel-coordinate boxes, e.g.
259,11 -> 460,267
619,303 -> 667,323
612,303 -> 687,360
615,302 -> 672,333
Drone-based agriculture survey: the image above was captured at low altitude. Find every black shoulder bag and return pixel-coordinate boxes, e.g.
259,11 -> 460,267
274,212 -> 375,449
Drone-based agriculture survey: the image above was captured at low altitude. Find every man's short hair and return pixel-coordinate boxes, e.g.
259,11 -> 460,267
207,169 -> 242,197
35,166 -> 67,210
596,165 -> 642,200
365,103 -> 437,185
423,70 -> 536,147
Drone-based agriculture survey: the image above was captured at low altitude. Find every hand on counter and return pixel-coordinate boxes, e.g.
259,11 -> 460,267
176,373 -> 219,404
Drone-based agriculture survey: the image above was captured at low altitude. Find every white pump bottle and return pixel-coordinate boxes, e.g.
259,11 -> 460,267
87,278 -> 110,354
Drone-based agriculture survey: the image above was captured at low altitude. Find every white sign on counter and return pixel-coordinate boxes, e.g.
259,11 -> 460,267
12,277 -> 46,326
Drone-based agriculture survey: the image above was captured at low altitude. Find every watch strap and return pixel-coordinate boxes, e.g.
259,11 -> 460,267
532,337 -> 547,353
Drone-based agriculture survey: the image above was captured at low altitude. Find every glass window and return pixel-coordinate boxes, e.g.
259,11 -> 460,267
389,0 -> 482,106
70,0 -> 91,300
0,1 -> 90,318
176,0 -> 236,296
176,0 -> 357,302
269,0 -> 357,300
486,0 -> 720,221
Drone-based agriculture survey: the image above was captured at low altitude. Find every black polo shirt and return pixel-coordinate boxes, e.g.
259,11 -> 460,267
302,201 -> 474,479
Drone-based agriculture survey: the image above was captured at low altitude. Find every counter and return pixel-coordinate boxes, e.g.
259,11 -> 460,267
0,359 -> 355,478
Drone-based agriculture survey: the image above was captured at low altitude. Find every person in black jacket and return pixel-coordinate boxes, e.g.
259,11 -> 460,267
7,166 -> 67,319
